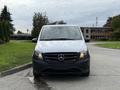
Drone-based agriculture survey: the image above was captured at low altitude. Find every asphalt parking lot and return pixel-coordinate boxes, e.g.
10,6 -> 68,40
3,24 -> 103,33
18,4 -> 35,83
0,43 -> 120,90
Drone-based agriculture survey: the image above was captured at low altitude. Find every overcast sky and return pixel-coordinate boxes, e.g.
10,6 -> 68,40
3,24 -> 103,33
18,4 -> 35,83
0,0 -> 120,33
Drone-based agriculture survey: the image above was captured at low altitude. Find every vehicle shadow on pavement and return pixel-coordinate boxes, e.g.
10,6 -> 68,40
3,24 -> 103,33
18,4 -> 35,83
41,74 -> 89,82
27,70 -> 89,90
32,75 -> 89,90
26,70 -> 52,90
28,76 -> 52,90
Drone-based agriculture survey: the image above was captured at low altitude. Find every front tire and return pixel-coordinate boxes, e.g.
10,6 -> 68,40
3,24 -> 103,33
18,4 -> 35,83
81,61 -> 90,77
82,71 -> 90,77
33,72 -> 41,79
33,72 -> 39,79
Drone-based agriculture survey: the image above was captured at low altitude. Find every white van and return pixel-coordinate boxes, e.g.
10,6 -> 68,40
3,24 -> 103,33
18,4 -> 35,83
32,25 -> 90,78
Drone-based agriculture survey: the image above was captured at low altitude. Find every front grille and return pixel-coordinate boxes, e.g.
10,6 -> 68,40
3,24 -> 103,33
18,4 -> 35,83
43,52 -> 79,62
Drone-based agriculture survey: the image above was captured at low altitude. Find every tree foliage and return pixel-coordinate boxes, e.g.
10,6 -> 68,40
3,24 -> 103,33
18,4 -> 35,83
17,30 -> 23,34
112,28 -> 120,40
104,15 -> 120,40
111,15 -> 120,30
111,15 -> 120,40
0,21 -> 10,43
49,20 -> 66,25
0,6 -> 12,43
31,12 -> 49,37
103,17 -> 112,27
0,5 -> 15,34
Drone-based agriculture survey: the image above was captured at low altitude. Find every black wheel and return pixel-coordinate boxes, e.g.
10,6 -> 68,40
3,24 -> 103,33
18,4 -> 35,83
33,72 -> 41,79
82,58 -> 90,77
82,71 -> 90,77
81,64 -> 90,77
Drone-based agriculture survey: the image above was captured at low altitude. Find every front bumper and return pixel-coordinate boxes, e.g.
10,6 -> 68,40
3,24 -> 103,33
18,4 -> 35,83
32,57 -> 90,75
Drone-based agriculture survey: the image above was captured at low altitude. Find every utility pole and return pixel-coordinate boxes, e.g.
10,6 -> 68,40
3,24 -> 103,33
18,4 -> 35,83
96,17 -> 98,27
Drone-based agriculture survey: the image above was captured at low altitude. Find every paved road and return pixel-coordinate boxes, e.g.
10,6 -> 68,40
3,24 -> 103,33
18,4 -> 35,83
0,43 -> 120,90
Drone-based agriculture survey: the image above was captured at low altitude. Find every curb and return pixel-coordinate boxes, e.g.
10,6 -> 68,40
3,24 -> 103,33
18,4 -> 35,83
0,63 -> 32,77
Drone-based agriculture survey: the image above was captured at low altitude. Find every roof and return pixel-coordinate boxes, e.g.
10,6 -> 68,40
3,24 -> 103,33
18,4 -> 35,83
81,27 -> 112,29
80,27 -> 113,31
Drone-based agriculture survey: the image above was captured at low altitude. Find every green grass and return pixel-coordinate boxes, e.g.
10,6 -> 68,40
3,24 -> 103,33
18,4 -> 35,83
96,41 -> 120,49
0,40 -> 35,72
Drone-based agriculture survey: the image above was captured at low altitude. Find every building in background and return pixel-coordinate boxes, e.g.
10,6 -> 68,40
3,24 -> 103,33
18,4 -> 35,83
81,27 -> 113,41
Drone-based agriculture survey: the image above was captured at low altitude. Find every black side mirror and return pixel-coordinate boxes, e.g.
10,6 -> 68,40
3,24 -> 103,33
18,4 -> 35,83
85,39 -> 90,42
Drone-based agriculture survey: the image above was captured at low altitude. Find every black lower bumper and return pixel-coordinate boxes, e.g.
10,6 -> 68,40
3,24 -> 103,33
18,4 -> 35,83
33,58 -> 90,75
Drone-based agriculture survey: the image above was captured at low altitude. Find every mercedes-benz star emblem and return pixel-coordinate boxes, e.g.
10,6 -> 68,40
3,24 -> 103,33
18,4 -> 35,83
58,54 -> 64,61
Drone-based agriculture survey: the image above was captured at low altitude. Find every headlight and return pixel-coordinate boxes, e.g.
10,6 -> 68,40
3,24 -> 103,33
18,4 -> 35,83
80,51 -> 88,59
34,51 -> 43,60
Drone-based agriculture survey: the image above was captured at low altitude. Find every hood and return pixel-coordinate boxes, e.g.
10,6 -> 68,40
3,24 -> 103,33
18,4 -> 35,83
35,40 -> 87,53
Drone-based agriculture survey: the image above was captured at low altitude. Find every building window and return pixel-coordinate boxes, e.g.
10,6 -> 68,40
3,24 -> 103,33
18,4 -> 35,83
81,30 -> 83,32
91,36 -> 92,39
86,29 -> 89,33
86,35 -> 89,38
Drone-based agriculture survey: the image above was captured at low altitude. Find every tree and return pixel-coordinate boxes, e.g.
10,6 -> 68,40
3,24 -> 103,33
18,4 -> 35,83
0,21 -> 5,42
57,20 -> 66,24
0,5 -> 15,34
111,15 -> 120,30
104,15 -> 120,40
31,12 -> 49,37
0,21 -> 10,42
103,17 -> 112,27
17,30 -> 23,34
49,20 -> 66,25
3,21 -> 9,42
112,28 -> 120,40
111,16 -> 120,40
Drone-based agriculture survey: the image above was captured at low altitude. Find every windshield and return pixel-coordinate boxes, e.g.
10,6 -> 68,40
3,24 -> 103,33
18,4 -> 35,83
40,26 -> 83,41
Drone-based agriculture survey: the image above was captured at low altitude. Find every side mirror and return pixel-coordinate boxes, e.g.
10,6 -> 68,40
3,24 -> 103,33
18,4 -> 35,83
32,38 -> 38,43
85,39 -> 90,42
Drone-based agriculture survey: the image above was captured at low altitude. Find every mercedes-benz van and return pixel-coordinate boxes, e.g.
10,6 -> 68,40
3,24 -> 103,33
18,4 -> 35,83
32,25 -> 90,78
